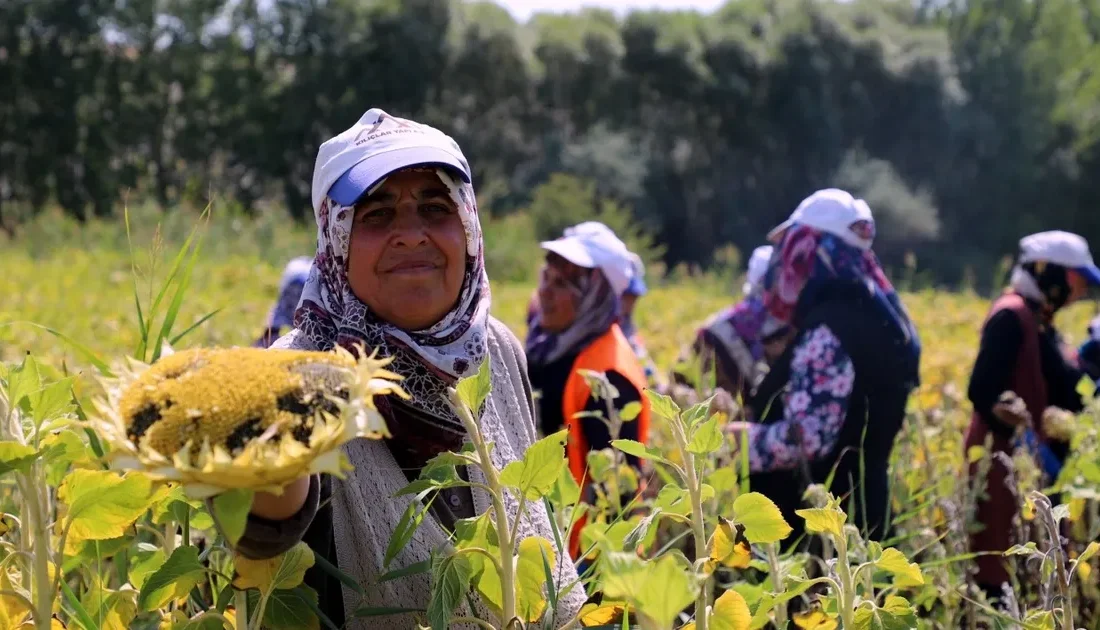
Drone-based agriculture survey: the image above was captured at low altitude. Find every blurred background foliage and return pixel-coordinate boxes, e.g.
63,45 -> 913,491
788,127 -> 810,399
3,0 -> 1100,288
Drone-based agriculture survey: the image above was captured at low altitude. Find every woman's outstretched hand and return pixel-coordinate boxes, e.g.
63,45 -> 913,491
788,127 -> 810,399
251,476 -> 311,521
992,391 -> 1031,428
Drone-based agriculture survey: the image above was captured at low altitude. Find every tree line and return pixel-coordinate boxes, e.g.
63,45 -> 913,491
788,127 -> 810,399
3,0 -> 1100,283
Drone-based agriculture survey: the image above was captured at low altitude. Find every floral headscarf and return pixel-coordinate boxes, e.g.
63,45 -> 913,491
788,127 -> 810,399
762,223 -> 921,386
275,167 -> 492,424
526,268 -> 620,367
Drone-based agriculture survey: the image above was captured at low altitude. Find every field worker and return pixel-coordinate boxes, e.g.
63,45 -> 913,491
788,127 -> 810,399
254,256 -> 313,348
525,223 -> 652,559
1078,315 -> 1100,394
725,189 -> 922,544
527,223 -> 658,381
218,108 -> 584,628
685,244 -> 776,399
621,252 -> 657,381
965,231 -> 1099,599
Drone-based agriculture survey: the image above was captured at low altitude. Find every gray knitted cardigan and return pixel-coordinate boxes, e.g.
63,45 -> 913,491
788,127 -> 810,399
232,317 -> 586,629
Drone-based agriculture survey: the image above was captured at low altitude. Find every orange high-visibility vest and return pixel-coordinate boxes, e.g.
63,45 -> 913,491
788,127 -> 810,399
562,324 -> 651,559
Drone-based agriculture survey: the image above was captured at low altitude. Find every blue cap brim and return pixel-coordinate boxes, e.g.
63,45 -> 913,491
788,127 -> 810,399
328,147 -> 471,206
1077,264 -> 1100,286
627,277 -> 648,296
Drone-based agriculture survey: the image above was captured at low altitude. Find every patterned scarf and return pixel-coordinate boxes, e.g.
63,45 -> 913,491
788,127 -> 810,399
762,224 -> 921,386
526,269 -> 620,367
275,167 -> 491,454
1010,261 -> 1075,322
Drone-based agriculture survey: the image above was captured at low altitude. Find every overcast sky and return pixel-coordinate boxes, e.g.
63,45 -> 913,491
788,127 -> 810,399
491,0 -> 728,20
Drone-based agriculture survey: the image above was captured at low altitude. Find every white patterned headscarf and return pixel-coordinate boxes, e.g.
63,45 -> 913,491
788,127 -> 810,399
274,167 -> 492,421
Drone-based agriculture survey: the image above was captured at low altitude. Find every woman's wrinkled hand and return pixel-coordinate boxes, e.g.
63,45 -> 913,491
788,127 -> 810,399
250,476 -> 311,521
992,391 -> 1031,428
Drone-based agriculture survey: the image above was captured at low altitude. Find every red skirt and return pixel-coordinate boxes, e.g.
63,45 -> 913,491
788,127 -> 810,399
964,417 -> 1016,587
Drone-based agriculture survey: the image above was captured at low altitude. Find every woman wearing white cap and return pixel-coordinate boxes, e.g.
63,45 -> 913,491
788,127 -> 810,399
620,252 -> 657,381
726,189 -> 921,544
215,109 -> 585,627
965,230 -> 1099,598
254,256 -> 313,348
525,223 -> 652,560
681,244 -> 776,399
1079,315 -> 1100,393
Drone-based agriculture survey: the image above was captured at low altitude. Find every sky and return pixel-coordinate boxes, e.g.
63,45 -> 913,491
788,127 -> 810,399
491,0 -> 728,21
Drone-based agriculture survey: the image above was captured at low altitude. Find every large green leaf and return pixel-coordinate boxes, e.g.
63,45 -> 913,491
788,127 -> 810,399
601,552 -> 694,629
547,466 -> 581,509
28,377 -> 76,427
620,401 -> 643,422
42,429 -> 93,486
687,416 -> 723,454
733,492 -> 792,544
875,547 -> 924,587
455,358 -> 492,415
262,586 -> 322,630
0,442 -> 37,478
611,439 -> 671,465
5,355 -> 41,409
428,553 -> 472,630
210,488 -> 254,546
499,429 -> 568,500
233,542 -> 315,593
851,596 -> 918,630
709,589 -> 752,630
644,389 -> 681,422
138,546 -> 205,611
58,470 -> 155,543
454,513 -> 503,614
796,505 -> 847,540
129,548 -> 167,591
515,536 -> 555,622
384,490 -> 434,569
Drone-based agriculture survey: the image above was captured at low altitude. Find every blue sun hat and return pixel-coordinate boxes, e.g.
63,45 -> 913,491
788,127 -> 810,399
626,253 -> 648,297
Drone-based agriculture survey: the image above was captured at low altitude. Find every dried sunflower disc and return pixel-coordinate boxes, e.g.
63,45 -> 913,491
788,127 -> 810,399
91,346 -> 408,498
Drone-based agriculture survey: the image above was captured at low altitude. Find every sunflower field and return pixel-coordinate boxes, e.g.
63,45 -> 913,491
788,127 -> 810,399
0,208 -> 1097,630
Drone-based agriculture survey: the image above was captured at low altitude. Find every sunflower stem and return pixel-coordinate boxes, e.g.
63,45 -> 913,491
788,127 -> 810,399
452,392 -> 518,628
164,519 -> 177,556
235,591 -> 248,629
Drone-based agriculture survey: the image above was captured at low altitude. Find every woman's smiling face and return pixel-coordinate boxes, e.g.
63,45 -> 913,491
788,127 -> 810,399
346,169 -> 467,331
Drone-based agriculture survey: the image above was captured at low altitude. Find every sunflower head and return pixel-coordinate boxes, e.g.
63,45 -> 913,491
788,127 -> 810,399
91,346 -> 408,497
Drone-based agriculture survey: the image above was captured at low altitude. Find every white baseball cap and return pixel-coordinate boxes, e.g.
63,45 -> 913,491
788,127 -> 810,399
767,188 -> 875,251
311,108 -> 471,213
1018,231 -> 1100,285
743,245 -> 773,295
542,222 -> 634,296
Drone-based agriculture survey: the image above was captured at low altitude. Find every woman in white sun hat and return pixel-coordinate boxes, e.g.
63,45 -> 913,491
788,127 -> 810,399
726,188 -> 921,546
965,230 -> 1100,599
214,108 -> 585,628
525,222 -> 652,561
1079,314 -> 1100,394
